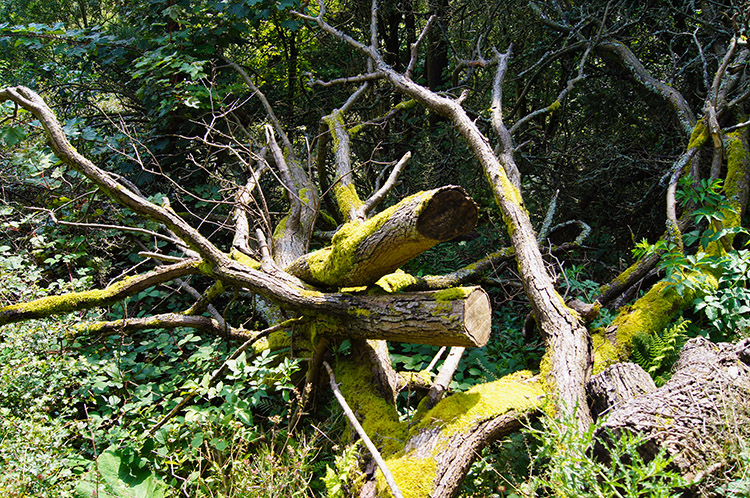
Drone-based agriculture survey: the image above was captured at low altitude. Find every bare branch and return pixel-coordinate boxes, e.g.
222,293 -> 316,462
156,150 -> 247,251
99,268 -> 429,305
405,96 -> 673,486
362,151 -> 411,215
323,361 -> 405,498
426,346 -> 465,408
407,15 -> 435,79
223,57 -> 295,157
0,86 -> 227,265
310,72 -> 381,87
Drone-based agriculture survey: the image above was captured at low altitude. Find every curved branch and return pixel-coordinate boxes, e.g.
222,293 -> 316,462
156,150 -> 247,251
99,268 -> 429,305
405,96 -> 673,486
0,259 -> 202,326
362,151 -> 411,215
0,86 -> 227,265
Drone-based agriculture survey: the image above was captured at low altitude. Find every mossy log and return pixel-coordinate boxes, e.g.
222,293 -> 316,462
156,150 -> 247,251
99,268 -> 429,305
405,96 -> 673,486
366,371 -> 545,498
592,337 -> 750,490
285,185 -> 478,287
319,286 -> 492,348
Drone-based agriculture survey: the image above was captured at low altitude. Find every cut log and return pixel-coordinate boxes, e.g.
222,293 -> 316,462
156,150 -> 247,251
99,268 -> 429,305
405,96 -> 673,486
592,337 -> 750,489
321,286 -> 492,348
585,362 -> 656,421
285,185 -> 478,287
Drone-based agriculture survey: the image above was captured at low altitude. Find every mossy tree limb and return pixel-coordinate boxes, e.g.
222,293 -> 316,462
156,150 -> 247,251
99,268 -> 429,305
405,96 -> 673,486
0,258 -> 202,326
285,186 -> 478,287
373,371 -> 545,498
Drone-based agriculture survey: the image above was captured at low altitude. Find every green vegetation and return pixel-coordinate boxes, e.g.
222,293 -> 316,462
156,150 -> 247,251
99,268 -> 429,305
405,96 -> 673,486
3,0 -> 750,496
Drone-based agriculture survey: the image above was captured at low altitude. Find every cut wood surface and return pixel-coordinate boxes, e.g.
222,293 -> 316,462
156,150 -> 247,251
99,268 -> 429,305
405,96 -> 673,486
286,185 -> 478,287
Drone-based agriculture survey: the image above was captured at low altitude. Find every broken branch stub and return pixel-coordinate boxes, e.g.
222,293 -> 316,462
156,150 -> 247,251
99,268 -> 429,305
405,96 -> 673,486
285,185 -> 478,287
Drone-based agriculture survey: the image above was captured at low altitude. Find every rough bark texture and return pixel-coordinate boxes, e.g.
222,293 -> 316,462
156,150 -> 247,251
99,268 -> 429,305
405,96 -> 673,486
593,337 -> 750,490
323,286 -> 492,348
586,362 -> 656,421
286,185 -> 478,287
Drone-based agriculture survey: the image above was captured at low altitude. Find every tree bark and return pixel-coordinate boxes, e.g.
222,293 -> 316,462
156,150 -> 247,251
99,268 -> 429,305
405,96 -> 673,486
585,362 -> 656,421
592,337 -> 750,490
321,286 -> 491,348
285,185 -> 478,287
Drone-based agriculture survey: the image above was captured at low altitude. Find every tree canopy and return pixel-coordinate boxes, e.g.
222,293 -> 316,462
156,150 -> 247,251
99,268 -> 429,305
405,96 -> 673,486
2,1 -> 750,496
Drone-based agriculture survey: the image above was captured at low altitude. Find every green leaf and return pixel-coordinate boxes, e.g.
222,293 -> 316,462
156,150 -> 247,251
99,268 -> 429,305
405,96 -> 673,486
75,449 -> 170,498
0,125 -> 27,146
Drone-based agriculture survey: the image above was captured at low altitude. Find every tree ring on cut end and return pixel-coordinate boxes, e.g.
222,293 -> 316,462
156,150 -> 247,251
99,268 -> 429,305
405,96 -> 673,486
417,186 -> 478,241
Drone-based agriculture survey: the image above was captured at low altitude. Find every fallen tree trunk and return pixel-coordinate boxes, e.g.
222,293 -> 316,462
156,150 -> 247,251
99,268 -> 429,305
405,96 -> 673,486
321,286 -> 492,347
592,337 -> 750,491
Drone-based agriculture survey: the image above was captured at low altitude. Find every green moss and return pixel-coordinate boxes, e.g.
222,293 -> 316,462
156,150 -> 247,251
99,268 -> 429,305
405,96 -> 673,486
547,100 -> 562,112
376,456 -> 437,498
229,249 -> 261,270
375,270 -> 418,293
415,370 -> 544,437
335,358 -> 407,457
687,120 -> 709,149
333,183 -> 364,218
273,214 -> 289,241
370,371 -> 543,498
723,131 -> 750,233
305,190 -> 435,286
598,259 -> 641,296
298,187 -> 312,205
0,270 -> 164,325
251,330 -> 293,355
608,273 -> 718,358
591,330 -> 621,374
433,287 -> 472,301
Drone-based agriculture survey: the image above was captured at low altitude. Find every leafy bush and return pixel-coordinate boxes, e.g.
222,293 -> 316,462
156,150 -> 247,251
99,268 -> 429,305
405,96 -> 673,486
523,414 -> 686,498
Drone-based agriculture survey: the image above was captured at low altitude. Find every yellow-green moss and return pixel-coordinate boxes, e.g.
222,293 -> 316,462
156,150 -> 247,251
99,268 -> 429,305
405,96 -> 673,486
375,270 -> 418,293
687,120 -> 709,149
608,272 -> 718,358
0,271 -> 149,324
547,100 -> 562,112
298,187 -> 312,205
370,371 -> 544,498
251,329 -> 293,355
306,191 -> 434,286
340,285 -> 368,293
229,249 -> 261,270
335,359 -> 407,457
433,287 -> 472,301
591,330 -> 621,374
598,259 -> 641,296
376,456 -> 437,498
415,370 -> 544,437
722,131 -> 750,233
333,183 -> 364,217
273,214 -> 289,241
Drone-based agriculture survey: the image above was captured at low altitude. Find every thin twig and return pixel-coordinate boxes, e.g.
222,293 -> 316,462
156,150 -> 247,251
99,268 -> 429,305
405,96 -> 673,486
323,361 -> 405,498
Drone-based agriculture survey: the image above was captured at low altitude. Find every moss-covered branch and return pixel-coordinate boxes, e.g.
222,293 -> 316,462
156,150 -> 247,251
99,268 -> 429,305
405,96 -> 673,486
286,186 -> 477,287
0,259 -> 202,326
76,313 -> 255,341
